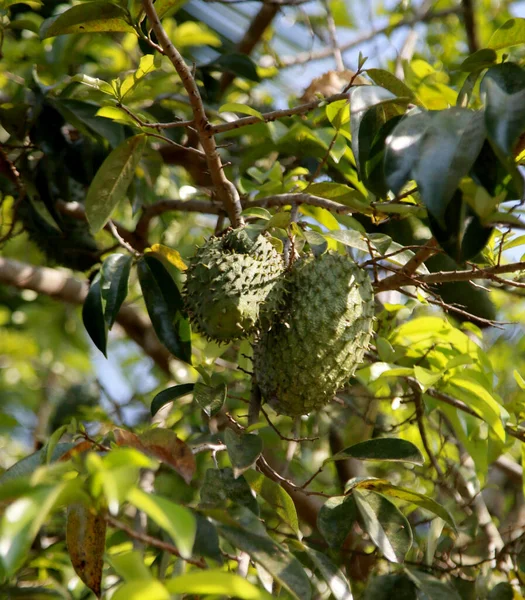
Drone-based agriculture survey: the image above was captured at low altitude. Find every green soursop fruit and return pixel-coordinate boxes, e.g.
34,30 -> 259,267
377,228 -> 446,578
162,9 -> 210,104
254,252 -> 374,416
184,228 -> 285,341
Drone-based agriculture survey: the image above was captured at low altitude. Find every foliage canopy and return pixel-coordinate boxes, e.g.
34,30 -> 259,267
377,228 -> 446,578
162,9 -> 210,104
3,0 -> 525,598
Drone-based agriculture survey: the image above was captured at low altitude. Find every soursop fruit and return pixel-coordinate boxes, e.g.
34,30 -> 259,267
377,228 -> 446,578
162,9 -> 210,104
184,228 -> 285,341
254,252 -> 374,416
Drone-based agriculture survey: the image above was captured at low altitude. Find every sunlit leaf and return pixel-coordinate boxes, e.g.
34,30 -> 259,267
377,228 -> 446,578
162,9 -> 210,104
327,438 -> 424,465
40,1 -> 134,39
85,134 -> 146,232
166,570 -> 272,599
127,488 -> 196,558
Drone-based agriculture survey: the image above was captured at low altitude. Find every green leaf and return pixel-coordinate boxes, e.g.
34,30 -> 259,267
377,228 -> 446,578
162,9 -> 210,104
0,482 -> 74,577
307,182 -> 371,213
0,444 -> 75,485
241,207 -> 272,220
153,0 -> 187,19
353,489 -> 412,563
108,550 -> 152,582
349,85 -> 409,176
127,488 -> 196,558
201,468 -> 259,515
445,375 -> 508,442
173,21 -> 221,48
480,63 -> 525,199
217,525 -> 312,600
150,383 -> 195,417
362,574 -> 416,599
112,580 -> 170,600
366,68 -> 418,103
405,569 -> 462,600
326,99 -> 350,130
384,108 -> 434,195
193,381 -> 226,417
82,272 -> 107,357
166,570 -> 272,599
244,471 -> 299,535
397,108 -> 486,227
327,438 -> 424,465
119,54 -> 156,100
193,515 -> 223,563
137,254 -> 192,364
317,495 -> 357,548
219,103 -> 263,120
460,49 -> 498,73
100,254 -> 132,330
224,430 -> 263,478
40,1 -> 135,39
487,582 -> 515,600
350,480 -> 455,527
488,18 -> 525,50
304,547 -> 354,600
85,134 -> 146,233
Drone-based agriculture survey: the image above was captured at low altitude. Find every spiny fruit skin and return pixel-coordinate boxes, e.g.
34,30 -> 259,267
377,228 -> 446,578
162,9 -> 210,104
254,252 -> 374,417
184,228 -> 285,342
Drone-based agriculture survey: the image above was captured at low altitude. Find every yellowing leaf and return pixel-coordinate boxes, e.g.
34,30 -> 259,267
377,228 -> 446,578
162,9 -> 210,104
66,503 -> 106,597
148,244 -> 187,271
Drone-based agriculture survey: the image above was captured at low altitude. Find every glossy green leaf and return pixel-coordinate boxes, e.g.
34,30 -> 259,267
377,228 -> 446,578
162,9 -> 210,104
224,429 -> 263,478
384,108 -> 433,195
127,488 -> 196,558
350,480 -> 455,527
460,49 -> 498,73
100,254 -> 132,329
152,0 -> 187,19
488,18 -> 525,50
304,547 -> 354,600
403,108 -> 485,226
481,63 -> 525,198
166,570 -> 272,599
353,489 -> 412,563
366,68 -> 418,103
244,471 -> 299,535
317,495 -> 357,548
82,272 -> 107,357
150,383 -> 195,417
85,134 -> 146,233
194,381 -> 226,416
40,1 -> 134,39
217,525 -> 312,600
327,438 -> 424,465
137,254 -> 192,364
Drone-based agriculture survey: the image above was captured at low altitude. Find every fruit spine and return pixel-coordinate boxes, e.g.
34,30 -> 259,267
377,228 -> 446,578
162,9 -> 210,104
254,252 -> 374,416
184,228 -> 285,341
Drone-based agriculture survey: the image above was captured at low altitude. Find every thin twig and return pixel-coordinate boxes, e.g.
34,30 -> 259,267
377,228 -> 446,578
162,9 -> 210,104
106,516 -> 207,567
142,0 -> 244,227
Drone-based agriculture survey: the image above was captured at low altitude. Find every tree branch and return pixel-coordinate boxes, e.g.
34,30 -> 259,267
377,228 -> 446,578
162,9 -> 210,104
211,92 -> 350,135
142,0 -> 244,227
219,3 -> 280,95
376,261 -> 525,292
0,257 -> 171,374
461,0 -> 479,54
278,7 -> 462,67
